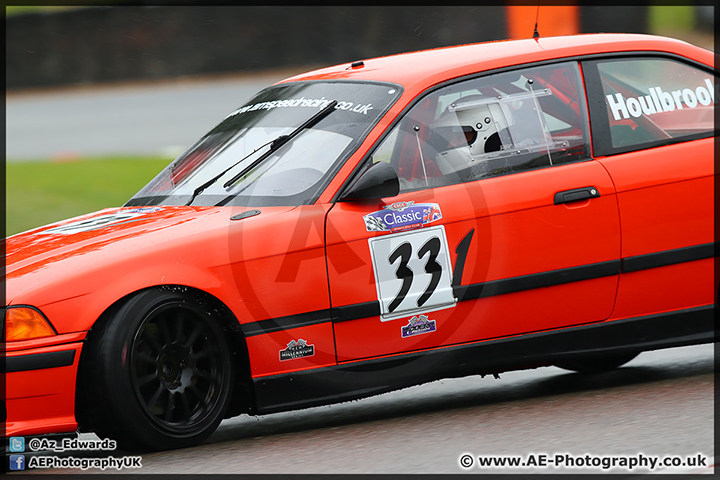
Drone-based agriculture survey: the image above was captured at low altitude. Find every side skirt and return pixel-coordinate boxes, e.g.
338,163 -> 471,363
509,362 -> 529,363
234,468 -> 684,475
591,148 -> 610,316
251,305 -> 716,415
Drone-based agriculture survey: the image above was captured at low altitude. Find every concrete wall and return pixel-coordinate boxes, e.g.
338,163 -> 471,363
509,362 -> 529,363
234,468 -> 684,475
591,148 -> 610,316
6,6 -> 650,90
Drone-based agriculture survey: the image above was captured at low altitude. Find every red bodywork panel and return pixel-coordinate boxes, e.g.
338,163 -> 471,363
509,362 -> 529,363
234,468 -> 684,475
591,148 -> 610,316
4,340 -> 83,436
597,138 -> 715,318
327,160 -> 622,361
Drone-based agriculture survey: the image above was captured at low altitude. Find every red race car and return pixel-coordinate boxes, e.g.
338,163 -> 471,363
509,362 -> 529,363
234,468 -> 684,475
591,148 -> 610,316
4,33 -> 717,451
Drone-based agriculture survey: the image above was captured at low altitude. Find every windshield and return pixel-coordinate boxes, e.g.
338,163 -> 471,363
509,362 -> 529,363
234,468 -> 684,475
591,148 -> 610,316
127,81 -> 402,207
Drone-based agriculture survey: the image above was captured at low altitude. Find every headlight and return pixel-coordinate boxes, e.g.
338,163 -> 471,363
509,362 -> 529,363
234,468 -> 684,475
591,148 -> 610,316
4,306 -> 57,341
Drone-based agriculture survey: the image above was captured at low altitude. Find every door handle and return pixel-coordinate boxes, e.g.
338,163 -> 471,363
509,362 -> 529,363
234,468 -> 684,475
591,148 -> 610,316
554,187 -> 600,205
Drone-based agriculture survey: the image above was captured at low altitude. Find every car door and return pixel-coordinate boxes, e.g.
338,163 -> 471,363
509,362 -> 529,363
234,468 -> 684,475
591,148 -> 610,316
326,61 -> 622,362
582,56 -> 717,319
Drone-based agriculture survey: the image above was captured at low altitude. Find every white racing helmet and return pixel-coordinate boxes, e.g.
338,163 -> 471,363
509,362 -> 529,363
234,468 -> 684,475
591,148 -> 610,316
431,96 -> 510,171
432,90 -> 555,174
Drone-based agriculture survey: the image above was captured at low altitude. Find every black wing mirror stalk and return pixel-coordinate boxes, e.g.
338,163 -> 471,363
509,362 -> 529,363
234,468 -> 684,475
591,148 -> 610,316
340,161 -> 400,201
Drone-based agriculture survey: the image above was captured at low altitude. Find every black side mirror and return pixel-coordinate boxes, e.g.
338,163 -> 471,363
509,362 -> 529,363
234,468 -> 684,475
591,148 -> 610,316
340,161 -> 400,201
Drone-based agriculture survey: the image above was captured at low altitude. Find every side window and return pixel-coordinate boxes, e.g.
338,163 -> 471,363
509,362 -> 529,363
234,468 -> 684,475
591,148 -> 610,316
371,61 -> 590,192
586,57 -> 717,154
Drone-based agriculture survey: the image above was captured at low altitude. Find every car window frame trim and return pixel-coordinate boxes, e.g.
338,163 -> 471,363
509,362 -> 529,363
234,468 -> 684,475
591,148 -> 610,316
332,57 -> 599,202
332,50 -> 717,203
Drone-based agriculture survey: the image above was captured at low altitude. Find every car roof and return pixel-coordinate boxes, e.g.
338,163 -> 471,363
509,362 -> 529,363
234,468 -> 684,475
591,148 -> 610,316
279,34 -> 713,96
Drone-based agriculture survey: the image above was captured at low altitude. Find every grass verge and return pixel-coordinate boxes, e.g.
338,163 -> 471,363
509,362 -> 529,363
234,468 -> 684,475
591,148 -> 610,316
6,156 -> 170,236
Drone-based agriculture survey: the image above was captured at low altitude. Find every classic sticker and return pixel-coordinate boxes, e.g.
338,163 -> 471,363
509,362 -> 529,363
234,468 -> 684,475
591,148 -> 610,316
279,339 -> 315,361
363,201 -> 443,233
401,314 -> 437,338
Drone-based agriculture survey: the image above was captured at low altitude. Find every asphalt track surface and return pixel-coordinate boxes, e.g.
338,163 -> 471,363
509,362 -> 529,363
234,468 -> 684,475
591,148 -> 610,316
7,73 -> 715,475
18,344 -> 714,474
6,69 -> 308,162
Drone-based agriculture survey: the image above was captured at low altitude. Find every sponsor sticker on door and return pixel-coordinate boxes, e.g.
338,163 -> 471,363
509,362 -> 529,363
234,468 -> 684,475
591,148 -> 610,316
363,201 -> 443,233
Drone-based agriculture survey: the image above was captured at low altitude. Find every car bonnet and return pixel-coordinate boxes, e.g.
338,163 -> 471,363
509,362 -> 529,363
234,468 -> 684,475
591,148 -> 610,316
5,205 -> 295,306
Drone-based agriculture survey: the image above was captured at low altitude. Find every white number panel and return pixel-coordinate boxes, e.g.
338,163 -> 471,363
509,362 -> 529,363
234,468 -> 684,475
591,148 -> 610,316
369,225 -> 456,321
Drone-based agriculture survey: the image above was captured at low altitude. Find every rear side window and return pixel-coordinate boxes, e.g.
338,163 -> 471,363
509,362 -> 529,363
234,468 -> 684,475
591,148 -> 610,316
584,57 -> 717,155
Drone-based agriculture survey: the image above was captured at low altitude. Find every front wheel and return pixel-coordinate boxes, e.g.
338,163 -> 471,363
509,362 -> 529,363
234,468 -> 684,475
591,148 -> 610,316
80,289 -> 234,451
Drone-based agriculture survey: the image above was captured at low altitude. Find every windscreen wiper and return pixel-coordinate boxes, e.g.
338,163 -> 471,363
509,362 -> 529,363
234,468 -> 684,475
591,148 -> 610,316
186,137 -> 274,206
186,99 -> 337,206
221,99 -> 338,189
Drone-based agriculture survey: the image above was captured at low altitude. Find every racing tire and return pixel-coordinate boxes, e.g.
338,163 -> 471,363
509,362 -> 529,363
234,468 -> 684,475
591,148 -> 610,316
554,352 -> 639,374
79,288 -> 234,451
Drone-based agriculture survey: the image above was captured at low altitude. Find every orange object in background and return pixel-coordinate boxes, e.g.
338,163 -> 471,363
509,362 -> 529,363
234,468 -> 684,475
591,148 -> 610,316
506,4 -> 579,39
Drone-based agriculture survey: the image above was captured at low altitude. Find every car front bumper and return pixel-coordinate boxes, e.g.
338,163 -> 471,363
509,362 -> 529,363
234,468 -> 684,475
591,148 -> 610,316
3,337 -> 84,437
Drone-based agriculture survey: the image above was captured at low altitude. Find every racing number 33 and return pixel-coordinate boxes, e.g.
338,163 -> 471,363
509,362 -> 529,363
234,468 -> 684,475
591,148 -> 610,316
369,226 -> 457,321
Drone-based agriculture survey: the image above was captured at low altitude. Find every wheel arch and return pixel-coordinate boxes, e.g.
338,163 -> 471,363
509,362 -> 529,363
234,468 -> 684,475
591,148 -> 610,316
75,284 -> 256,434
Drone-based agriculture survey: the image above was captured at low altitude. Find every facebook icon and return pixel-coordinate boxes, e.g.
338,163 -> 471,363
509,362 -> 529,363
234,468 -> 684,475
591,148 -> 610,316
9,455 -> 25,471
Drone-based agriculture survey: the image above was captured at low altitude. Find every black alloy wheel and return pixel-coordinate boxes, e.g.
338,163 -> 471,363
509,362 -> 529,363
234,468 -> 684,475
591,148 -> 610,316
81,289 -> 234,451
130,300 -> 228,434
